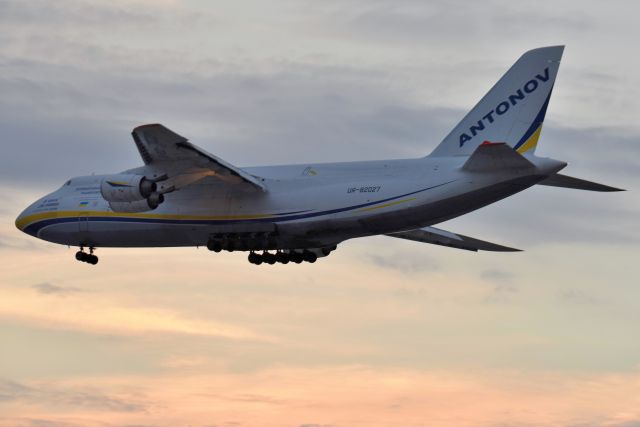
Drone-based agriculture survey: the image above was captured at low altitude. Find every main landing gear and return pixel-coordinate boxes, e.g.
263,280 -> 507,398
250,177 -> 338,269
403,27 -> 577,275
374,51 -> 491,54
248,250 -> 318,265
75,246 -> 98,265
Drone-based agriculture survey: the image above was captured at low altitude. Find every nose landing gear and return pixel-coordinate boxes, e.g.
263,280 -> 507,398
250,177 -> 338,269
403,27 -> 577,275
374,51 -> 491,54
75,246 -> 98,265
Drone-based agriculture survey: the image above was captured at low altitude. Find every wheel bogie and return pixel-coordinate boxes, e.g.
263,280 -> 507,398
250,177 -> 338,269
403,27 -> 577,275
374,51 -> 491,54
75,248 -> 98,265
245,248 -> 332,265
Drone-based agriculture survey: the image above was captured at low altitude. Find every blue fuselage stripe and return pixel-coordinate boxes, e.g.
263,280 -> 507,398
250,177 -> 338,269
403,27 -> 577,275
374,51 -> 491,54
24,181 -> 454,236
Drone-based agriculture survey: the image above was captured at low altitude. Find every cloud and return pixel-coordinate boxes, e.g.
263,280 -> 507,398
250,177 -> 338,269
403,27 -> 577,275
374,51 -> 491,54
0,287 -> 268,341
480,269 -> 518,303
31,283 -> 82,296
332,0 -> 593,44
2,367 -> 640,427
481,269 -> 515,282
560,289 -> 599,305
0,379 -> 143,412
367,251 -> 440,274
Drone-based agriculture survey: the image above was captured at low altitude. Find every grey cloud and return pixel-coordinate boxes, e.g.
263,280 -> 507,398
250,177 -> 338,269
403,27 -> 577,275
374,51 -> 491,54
0,379 -> 144,412
481,269 -> 518,303
560,289 -> 599,305
367,251 -> 440,274
538,125 -> 640,183
303,0 -> 592,45
0,50 -> 457,187
481,269 -> 515,282
0,0 -> 154,28
31,282 -> 83,295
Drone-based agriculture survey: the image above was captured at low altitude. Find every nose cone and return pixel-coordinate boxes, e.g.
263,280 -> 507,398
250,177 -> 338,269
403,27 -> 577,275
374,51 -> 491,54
15,206 -> 34,236
15,196 -> 45,237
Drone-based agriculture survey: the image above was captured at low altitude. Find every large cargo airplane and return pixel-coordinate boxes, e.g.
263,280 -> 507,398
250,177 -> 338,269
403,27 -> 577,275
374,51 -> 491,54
15,46 -> 622,265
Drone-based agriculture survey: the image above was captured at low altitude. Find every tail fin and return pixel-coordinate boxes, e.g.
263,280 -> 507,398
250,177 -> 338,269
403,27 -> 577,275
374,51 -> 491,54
429,46 -> 564,157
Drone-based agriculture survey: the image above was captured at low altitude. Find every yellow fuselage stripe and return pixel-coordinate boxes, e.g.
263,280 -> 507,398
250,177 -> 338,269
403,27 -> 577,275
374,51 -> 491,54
358,198 -> 416,212
15,210 -> 277,230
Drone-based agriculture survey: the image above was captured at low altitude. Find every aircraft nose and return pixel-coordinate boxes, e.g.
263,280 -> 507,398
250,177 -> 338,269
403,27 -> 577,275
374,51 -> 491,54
15,199 -> 41,237
15,206 -> 32,234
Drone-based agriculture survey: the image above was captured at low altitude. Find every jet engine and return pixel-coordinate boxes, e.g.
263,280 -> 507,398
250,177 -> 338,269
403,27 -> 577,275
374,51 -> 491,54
100,174 -> 157,202
109,193 -> 165,213
101,174 -> 165,212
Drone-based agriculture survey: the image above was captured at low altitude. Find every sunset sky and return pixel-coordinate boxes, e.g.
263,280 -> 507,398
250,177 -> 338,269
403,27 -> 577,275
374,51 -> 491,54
1,1 -> 639,426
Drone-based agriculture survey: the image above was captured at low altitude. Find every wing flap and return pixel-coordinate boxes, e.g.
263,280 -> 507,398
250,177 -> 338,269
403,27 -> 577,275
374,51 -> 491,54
386,226 -> 521,252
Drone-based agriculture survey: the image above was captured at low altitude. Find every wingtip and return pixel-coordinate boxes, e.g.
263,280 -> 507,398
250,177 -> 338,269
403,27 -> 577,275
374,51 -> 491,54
485,247 -> 523,253
133,123 -> 163,132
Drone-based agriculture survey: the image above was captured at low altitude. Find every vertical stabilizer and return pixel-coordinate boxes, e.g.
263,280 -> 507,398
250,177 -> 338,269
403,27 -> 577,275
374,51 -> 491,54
429,46 -> 564,157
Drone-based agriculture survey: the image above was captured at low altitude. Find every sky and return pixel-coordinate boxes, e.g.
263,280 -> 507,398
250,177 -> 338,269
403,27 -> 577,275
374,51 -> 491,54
0,0 -> 639,426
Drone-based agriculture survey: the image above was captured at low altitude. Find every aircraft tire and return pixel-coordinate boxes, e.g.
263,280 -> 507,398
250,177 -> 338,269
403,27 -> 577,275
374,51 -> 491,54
263,252 -> 276,265
276,252 -> 289,264
302,251 -> 317,263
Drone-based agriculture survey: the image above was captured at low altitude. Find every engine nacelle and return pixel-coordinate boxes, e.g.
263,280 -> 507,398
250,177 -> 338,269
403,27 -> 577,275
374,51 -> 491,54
100,174 -> 156,203
109,193 -> 164,213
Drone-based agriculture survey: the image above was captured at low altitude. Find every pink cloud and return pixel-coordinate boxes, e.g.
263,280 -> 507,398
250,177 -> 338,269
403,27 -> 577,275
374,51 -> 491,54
1,367 -> 639,427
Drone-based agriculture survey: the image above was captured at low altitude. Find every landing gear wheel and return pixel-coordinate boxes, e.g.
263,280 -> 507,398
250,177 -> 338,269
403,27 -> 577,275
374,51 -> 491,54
248,252 -> 262,265
207,240 -> 222,252
75,247 -> 98,265
302,250 -> 317,263
275,252 -> 289,264
290,252 -> 303,264
262,251 -> 276,265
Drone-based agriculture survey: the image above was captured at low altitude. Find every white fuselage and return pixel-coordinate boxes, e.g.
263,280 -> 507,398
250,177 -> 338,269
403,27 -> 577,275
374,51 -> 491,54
15,155 -> 565,251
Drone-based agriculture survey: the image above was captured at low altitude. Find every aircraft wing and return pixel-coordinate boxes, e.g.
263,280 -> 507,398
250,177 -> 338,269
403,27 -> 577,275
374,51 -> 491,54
386,226 -> 521,252
131,124 -> 267,192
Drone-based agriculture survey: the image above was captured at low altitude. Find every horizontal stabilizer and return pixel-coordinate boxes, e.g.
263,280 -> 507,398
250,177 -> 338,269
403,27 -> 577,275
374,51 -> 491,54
462,142 -> 535,172
386,226 -> 521,252
538,173 -> 624,192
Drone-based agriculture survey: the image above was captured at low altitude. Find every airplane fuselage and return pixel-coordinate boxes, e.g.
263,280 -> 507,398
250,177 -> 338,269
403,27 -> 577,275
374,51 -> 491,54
16,155 -> 565,252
